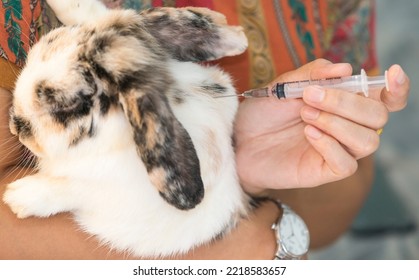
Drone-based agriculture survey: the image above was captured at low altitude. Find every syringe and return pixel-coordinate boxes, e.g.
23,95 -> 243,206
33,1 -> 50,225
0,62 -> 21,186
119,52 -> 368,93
238,69 -> 389,99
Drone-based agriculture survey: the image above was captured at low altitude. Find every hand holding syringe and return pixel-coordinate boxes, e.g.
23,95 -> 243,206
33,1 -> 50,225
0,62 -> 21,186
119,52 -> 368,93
226,69 -> 389,99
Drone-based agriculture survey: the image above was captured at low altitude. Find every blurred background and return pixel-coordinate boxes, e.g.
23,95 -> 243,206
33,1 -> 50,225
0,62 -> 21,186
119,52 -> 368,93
311,0 -> 419,259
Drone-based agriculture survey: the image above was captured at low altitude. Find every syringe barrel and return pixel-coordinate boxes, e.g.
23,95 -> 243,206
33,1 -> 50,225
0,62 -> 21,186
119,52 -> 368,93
277,76 -> 366,99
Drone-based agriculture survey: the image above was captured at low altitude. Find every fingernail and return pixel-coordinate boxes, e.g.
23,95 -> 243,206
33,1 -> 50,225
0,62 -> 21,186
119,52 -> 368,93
305,86 -> 325,103
305,125 -> 323,139
302,107 -> 320,120
396,66 -> 406,85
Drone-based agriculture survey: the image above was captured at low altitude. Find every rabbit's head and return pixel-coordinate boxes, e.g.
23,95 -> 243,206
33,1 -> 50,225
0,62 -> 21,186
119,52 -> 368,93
11,25 -> 101,157
10,8 -> 247,210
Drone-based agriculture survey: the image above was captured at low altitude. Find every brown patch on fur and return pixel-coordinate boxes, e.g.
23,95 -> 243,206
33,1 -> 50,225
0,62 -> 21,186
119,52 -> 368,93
144,115 -> 158,150
122,93 -> 142,125
148,167 -> 167,193
120,91 -> 161,150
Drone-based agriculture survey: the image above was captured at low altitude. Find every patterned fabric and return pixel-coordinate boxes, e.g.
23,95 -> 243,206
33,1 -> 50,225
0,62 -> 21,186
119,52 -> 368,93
0,0 -> 41,90
0,0 -> 378,93
0,0 -> 41,67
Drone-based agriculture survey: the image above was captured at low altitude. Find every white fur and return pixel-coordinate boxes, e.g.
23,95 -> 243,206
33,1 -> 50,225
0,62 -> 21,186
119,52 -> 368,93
46,0 -> 109,25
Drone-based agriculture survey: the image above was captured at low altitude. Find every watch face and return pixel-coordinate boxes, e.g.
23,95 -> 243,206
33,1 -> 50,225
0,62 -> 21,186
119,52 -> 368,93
278,210 -> 310,256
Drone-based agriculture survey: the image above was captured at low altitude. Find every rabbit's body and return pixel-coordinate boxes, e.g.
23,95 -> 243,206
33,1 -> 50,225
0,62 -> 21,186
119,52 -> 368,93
3,1 -> 250,257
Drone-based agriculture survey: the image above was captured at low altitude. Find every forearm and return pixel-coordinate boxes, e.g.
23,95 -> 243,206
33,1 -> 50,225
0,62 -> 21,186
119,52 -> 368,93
270,156 -> 374,249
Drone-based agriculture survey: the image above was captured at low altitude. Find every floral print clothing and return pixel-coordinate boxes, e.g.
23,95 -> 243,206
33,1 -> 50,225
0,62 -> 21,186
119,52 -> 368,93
0,0 -> 40,67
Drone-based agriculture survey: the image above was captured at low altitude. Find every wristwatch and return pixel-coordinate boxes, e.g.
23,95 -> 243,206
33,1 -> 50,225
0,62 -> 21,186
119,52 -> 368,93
271,201 -> 310,260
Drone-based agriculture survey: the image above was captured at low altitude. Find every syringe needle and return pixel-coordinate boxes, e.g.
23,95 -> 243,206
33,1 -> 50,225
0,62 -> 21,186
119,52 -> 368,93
242,88 -> 270,98
214,88 -> 270,98
213,94 -> 242,98
212,88 -> 281,99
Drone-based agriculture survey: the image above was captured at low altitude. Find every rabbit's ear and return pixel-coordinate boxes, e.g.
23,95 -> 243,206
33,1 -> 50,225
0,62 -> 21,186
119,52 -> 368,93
140,7 -> 248,62
119,88 -> 204,210
81,11 -> 204,209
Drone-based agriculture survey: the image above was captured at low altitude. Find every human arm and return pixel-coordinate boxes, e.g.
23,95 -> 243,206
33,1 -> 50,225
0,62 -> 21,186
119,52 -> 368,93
234,59 -> 410,248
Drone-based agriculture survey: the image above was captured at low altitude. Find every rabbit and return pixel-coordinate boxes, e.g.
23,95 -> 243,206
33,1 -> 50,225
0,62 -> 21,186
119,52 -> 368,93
3,0 -> 250,257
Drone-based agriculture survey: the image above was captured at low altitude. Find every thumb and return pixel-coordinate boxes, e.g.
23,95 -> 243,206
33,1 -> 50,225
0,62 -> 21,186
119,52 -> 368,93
381,64 -> 410,112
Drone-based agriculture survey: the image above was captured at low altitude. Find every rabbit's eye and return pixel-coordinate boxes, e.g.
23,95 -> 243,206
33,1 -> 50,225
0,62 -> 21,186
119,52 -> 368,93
36,84 -> 57,104
36,82 -> 94,126
51,91 -> 94,126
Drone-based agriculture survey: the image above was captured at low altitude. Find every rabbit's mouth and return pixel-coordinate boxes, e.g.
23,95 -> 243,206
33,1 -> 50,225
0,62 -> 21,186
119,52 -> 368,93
18,148 -> 39,169
16,135 -> 44,159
